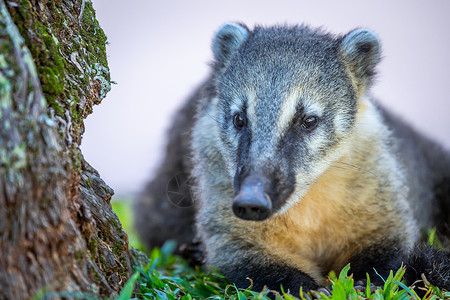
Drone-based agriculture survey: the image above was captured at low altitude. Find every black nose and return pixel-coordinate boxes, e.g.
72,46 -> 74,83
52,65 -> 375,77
232,175 -> 272,221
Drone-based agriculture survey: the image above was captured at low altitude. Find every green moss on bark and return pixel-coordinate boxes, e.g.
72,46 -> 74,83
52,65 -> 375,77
80,1 -> 108,69
7,0 -> 111,146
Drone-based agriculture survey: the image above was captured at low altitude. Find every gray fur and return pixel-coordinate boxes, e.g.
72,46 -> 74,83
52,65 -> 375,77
136,23 -> 450,296
340,28 -> 381,87
212,23 -> 249,71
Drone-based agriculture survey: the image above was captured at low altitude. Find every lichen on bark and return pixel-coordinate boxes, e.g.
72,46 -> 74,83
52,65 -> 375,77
8,0 -> 111,148
1,0 -> 133,298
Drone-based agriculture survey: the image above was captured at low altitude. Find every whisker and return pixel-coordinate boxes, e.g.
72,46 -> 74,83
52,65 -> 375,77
332,161 -> 377,178
199,97 -> 221,126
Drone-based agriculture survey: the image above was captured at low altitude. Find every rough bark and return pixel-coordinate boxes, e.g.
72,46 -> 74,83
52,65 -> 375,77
0,0 -> 133,299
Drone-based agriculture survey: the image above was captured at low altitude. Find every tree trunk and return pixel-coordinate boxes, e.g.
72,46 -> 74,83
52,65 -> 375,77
0,0 -> 133,299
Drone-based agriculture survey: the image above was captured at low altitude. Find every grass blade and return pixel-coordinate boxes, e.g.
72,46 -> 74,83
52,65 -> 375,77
117,271 -> 140,300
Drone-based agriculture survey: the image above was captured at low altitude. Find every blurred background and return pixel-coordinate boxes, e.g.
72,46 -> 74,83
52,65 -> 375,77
82,0 -> 450,199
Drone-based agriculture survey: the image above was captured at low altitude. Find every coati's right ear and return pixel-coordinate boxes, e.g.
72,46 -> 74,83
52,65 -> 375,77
340,28 -> 381,93
212,23 -> 249,71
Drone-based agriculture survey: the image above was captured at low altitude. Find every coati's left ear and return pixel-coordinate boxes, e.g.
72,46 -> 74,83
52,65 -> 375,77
212,23 -> 249,71
340,28 -> 381,91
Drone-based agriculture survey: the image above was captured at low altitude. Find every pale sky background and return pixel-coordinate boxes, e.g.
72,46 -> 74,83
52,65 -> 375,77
81,0 -> 450,197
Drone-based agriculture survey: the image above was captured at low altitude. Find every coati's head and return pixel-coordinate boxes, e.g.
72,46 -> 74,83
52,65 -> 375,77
211,23 -> 380,221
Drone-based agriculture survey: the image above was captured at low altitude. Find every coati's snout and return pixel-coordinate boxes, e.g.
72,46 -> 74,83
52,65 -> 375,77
232,169 -> 295,221
232,174 -> 273,221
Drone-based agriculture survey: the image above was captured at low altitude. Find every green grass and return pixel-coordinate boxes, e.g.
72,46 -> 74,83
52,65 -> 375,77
120,241 -> 272,300
111,198 -> 147,252
112,199 -> 450,300
117,242 -> 450,300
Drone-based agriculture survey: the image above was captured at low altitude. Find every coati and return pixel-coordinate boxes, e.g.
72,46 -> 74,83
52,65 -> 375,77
135,23 -> 450,296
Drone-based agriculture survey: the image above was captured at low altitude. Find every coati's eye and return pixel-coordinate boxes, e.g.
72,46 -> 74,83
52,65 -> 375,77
233,112 -> 246,130
301,116 -> 319,131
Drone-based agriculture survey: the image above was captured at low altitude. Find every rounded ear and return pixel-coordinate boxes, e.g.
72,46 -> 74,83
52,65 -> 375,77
340,29 -> 381,88
212,23 -> 249,71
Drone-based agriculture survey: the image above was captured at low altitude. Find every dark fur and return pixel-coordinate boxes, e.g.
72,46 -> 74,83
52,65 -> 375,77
405,246 -> 450,291
377,105 -> 450,240
227,257 -> 319,296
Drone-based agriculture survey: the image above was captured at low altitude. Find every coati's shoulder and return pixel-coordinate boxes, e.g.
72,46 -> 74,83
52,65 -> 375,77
374,102 -> 450,236
376,101 -> 450,173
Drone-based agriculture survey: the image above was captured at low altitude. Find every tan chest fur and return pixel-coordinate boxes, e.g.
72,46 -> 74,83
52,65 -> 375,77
242,154 -> 403,283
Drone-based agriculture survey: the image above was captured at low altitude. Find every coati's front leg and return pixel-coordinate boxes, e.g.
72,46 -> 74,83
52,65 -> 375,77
219,250 -> 319,297
349,243 -> 450,293
405,245 -> 450,292
199,231 -> 319,297
348,245 -> 406,284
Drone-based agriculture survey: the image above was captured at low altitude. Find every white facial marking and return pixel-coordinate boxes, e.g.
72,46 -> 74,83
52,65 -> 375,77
302,97 -> 324,119
246,90 -> 257,129
277,92 -> 299,138
277,92 -> 324,138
